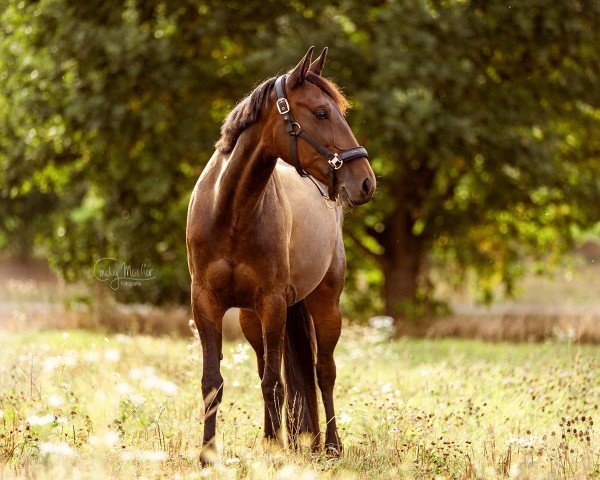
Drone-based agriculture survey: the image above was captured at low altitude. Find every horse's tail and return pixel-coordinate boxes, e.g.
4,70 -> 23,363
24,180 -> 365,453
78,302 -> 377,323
283,301 -> 320,449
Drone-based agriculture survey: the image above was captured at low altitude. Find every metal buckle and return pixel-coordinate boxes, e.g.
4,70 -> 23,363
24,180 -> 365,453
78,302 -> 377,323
323,196 -> 339,209
328,153 -> 343,170
276,98 -> 290,115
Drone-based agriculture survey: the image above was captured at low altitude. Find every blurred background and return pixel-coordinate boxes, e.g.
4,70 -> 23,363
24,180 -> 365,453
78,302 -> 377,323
1,0 -> 599,341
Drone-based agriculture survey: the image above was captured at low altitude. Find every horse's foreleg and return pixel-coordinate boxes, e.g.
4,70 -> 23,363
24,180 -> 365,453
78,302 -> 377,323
192,286 -> 225,466
239,310 -> 276,440
256,293 -> 286,444
305,293 -> 343,456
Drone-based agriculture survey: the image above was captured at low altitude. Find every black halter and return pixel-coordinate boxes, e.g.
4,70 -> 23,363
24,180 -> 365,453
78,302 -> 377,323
274,75 -> 368,202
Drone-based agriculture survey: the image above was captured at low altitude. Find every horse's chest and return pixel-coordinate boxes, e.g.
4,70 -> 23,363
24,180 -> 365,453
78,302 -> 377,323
203,258 -> 261,304
197,224 -> 290,306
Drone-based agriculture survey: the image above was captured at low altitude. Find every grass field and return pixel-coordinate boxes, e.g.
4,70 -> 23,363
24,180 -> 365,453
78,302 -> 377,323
1,326 -> 598,479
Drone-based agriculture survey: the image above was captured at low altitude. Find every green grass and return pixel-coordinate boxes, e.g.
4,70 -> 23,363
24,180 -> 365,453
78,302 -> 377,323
0,327 -> 598,479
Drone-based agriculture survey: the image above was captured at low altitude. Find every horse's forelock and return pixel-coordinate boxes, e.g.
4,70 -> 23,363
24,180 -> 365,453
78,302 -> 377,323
304,72 -> 350,115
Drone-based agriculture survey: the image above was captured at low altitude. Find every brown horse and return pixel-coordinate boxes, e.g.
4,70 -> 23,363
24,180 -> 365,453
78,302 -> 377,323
186,46 -> 375,464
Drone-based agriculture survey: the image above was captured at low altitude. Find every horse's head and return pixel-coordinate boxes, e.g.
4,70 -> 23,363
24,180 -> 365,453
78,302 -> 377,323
265,47 -> 376,206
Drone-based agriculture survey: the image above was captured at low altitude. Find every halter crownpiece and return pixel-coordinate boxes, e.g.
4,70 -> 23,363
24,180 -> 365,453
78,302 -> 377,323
274,75 -> 368,202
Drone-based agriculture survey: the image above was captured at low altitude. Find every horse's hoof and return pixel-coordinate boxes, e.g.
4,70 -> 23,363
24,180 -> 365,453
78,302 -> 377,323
199,446 -> 218,466
325,442 -> 342,458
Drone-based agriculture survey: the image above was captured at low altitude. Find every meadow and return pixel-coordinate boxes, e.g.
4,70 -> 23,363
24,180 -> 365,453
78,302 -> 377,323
1,324 -> 598,479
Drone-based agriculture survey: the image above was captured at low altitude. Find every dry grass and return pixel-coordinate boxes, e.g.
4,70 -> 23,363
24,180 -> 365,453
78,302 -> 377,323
426,311 -> 600,343
0,276 -> 242,340
1,326 -> 598,479
3,276 -> 599,344
1,256 -> 599,344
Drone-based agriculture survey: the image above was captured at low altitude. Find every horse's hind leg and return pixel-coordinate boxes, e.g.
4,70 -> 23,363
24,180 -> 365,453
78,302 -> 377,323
256,293 -> 287,444
305,279 -> 343,456
191,285 -> 225,466
239,310 -> 276,440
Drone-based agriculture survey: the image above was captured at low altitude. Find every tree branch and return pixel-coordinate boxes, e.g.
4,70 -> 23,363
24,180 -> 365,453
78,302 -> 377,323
346,231 -> 383,264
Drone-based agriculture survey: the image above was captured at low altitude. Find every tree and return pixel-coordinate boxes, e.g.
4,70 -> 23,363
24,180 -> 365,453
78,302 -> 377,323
1,0 -> 598,323
336,0 -> 600,320
0,0 -> 318,303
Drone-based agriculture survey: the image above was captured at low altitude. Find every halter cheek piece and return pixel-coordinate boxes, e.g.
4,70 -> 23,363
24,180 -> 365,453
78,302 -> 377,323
274,75 -> 368,202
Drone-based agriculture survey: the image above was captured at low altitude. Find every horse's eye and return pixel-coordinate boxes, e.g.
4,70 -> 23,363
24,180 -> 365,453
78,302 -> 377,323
314,110 -> 328,120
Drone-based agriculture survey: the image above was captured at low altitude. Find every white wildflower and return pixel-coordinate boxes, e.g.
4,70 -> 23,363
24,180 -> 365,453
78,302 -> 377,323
129,393 -> 146,405
27,414 -> 57,426
43,353 -> 77,372
104,349 -> 121,362
338,412 -> 352,425
299,471 -> 318,480
116,382 -> 146,404
89,431 -> 119,447
368,315 -> 394,330
507,435 -> 544,449
120,449 -> 168,462
83,351 -> 100,363
232,343 -> 250,365
509,462 -> 521,478
276,465 -> 298,480
43,357 -> 61,372
40,442 -> 75,457
129,366 -> 155,380
116,382 -> 133,395
130,366 -> 178,394
141,377 -> 178,394
47,394 -> 63,407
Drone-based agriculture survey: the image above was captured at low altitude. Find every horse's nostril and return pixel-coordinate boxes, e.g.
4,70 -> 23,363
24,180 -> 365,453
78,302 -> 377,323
362,177 -> 372,196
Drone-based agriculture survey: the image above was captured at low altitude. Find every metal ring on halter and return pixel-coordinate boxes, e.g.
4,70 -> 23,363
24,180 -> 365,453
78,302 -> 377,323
323,196 -> 340,209
291,122 -> 302,134
328,153 -> 344,170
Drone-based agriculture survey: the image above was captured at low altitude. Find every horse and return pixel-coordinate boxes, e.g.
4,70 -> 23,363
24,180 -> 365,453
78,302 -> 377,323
186,46 -> 376,464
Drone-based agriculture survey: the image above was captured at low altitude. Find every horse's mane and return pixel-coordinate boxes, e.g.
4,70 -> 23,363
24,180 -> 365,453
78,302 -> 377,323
215,72 -> 349,154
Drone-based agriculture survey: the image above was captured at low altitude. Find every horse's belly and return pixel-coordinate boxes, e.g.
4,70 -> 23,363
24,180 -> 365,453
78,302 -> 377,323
288,238 -> 334,301
276,162 -> 341,301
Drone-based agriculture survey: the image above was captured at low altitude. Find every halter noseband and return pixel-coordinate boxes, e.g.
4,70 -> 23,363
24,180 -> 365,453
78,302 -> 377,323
274,75 -> 368,202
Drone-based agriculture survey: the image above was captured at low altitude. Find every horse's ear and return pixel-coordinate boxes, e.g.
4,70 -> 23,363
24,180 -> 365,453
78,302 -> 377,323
308,47 -> 328,76
288,46 -> 314,87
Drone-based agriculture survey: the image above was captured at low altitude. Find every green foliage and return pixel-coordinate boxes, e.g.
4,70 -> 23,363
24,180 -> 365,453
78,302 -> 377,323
338,0 -> 600,315
0,0 -> 290,303
1,0 -> 598,315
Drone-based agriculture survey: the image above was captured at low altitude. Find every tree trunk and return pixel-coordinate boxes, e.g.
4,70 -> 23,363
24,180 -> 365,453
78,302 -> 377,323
380,200 -> 425,324
375,160 -> 436,330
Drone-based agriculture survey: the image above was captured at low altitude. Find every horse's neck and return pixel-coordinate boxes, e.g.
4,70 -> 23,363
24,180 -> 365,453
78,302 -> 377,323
214,127 -> 278,228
